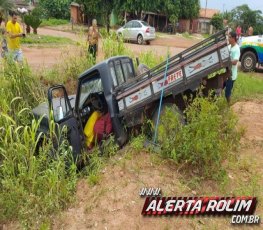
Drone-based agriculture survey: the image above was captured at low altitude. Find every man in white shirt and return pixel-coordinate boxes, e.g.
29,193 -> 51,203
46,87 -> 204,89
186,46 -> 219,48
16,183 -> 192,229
224,31 -> 240,104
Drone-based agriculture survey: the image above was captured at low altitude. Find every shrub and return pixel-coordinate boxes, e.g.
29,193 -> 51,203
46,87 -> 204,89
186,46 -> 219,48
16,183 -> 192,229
102,32 -> 131,59
24,15 -> 42,34
157,95 -> 240,178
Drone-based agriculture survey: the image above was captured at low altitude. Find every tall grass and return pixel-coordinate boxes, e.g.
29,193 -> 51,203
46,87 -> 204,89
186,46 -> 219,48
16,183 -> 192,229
22,34 -> 74,45
157,95 -> 241,179
233,72 -> 263,101
0,118 -> 77,228
40,18 -> 69,27
138,50 -> 165,68
39,46 -> 94,90
0,58 -> 78,228
102,32 -> 132,59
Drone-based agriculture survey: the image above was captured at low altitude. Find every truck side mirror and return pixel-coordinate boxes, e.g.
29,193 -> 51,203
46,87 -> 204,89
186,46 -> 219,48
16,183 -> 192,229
48,86 -> 72,122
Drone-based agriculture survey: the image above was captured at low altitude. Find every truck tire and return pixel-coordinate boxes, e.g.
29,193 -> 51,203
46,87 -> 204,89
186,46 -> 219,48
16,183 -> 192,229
152,103 -> 185,129
137,34 -> 144,45
241,51 -> 257,72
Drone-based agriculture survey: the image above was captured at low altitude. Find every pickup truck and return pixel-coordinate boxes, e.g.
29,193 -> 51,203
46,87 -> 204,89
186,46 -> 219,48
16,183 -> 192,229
32,29 -> 231,160
240,35 -> 263,72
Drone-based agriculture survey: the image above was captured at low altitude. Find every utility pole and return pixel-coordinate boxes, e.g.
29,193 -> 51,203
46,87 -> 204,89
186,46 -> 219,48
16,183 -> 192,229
205,0 -> 207,18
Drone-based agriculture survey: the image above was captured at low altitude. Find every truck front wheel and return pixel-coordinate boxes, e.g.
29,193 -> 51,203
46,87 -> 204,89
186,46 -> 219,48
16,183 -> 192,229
241,51 -> 257,72
152,103 -> 185,136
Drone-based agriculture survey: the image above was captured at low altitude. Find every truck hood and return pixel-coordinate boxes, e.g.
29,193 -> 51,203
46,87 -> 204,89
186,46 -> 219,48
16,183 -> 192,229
32,95 -> 76,132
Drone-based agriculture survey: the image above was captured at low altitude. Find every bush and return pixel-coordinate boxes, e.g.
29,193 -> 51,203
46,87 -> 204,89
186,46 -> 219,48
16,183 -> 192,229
157,95 -> 240,179
102,32 -> 131,59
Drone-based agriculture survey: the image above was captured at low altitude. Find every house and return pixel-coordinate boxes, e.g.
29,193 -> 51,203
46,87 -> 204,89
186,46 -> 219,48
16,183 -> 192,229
70,2 -> 86,24
198,8 -> 220,34
178,8 -> 220,34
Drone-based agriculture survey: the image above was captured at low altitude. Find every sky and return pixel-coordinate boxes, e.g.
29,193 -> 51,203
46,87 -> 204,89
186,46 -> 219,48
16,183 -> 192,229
200,0 -> 263,12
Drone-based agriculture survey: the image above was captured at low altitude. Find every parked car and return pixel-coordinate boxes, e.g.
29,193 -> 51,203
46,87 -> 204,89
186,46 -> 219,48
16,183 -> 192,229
240,35 -> 263,72
116,20 -> 155,45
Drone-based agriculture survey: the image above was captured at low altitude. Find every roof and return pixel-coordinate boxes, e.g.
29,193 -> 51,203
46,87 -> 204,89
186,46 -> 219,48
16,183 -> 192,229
199,8 -> 220,19
70,2 -> 80,7
79,56 -> 129,80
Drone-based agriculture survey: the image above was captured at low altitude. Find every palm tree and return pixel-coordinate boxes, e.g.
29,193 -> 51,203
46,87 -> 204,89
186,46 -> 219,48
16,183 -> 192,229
0,0 -> 14,24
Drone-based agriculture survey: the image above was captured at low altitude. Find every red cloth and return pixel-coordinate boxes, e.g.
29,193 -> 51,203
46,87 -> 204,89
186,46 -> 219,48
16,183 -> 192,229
93,113 -> 112,142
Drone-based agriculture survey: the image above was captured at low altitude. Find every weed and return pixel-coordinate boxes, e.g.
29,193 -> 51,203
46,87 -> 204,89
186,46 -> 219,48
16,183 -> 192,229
22,34 -> 74,45
39,46 -> 94,89
182,32 -> 192,39
102,32 -> 132,59
233,72 -> 263,100
130,134 -> 145,152
137,50 -> 165,68
157,95 -> 241,179
0,116 -> 78,228
40,18 -> 69,27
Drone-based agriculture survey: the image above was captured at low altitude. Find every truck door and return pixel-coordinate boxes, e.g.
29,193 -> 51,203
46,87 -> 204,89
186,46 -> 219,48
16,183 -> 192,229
48,85 -> 83,160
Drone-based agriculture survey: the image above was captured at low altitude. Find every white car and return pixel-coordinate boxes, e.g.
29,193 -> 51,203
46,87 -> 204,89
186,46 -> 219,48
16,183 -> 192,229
117,20 -> 156,45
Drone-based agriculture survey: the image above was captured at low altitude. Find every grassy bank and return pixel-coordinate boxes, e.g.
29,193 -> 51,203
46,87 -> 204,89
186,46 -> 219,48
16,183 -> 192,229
22,34 -> 74,46
40,18 -> 69,27
233,71 -> 263,100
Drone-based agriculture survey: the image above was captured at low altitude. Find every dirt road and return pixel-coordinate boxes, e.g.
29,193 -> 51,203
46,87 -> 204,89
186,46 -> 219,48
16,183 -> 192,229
23,28 -> 199,69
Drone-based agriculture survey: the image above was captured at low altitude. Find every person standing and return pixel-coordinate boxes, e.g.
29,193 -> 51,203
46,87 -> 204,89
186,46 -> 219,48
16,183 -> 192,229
87,19 -> 99,60
224,31 -> 240,104
1,28 -> 8,58
248,26 -> 254,36
5,12 -> 25,63
236,25 -> 242,39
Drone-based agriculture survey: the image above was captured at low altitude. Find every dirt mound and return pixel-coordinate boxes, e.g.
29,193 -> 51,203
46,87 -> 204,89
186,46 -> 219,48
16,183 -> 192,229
232,101 -> 263,141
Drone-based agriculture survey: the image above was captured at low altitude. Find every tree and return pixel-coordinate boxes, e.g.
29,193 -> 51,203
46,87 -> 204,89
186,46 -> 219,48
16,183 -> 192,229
231,4 -> 262,33
0,0 -> 14,24
178,0 -> 200,20
210,13 -> 223,31
159,0 -> 180,31
38,0 -> 71,19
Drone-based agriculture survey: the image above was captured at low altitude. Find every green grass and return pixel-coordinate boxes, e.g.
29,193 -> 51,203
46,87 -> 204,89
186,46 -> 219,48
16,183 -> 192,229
21,34 -> 74,45
233,71 -> 263,100
202,33 -> 210,39
40,18 -> 69,27
182,32 -> 192,39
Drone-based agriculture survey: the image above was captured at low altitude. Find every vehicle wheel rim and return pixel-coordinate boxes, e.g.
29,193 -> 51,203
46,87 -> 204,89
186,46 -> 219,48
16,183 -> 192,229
138,36 -> 143,44
245,57 -> 253,68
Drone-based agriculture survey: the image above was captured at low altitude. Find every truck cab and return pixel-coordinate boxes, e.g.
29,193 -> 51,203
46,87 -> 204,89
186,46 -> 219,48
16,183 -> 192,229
33,56 -> 135,159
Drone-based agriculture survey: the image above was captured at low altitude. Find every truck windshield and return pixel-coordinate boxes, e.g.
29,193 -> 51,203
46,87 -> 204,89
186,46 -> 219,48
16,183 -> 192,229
79,77 -> 102,108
